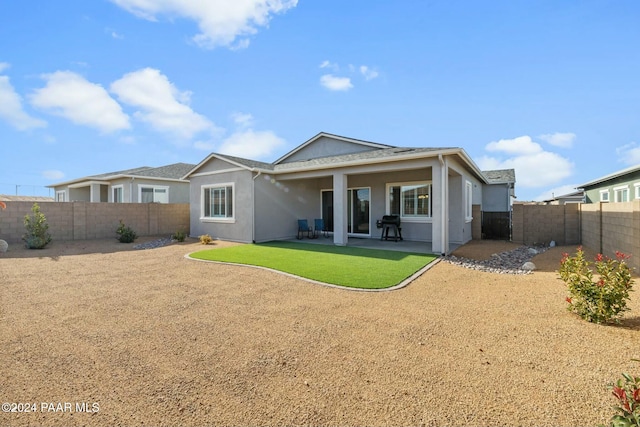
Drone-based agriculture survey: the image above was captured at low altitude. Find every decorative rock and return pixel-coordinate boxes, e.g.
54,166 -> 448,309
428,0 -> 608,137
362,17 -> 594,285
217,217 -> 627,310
522,261 -> 537,271
549,240 -> 556,247
0,239 -> 7,253
133,237 -> 175,250
444,245 -> 547,275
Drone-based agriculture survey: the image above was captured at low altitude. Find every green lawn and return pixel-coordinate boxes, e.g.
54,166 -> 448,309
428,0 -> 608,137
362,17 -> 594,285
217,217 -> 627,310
189,241 -> 438,289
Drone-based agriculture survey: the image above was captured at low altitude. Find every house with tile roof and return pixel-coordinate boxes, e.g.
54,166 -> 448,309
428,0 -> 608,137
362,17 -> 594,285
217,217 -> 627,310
184,132 -> 515,255
49,163 -> 195,203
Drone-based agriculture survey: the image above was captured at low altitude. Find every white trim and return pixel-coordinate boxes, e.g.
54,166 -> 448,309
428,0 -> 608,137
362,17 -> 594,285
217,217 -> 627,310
55,190 -> 66,202
465,180 -> 473,222
599,189 -> 610,202
68,180 -> 108,188
320,187 -> 372,236
614,185 -> 630,202
188,167 -> 246,178
634,183 -> 640,199
385,181 -> 433,222
200,182 -> 235,223
138,184 -> 170,203
111,185 -> 124,203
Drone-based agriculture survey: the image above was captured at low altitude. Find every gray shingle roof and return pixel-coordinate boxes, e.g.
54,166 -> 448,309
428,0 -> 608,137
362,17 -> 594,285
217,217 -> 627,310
483,169 -> 516,184
128,163 -> 196,180
273,147 -> 452,171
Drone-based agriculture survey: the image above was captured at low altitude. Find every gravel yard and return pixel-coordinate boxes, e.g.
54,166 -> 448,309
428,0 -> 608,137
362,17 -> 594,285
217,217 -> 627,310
1,237 -> 639,426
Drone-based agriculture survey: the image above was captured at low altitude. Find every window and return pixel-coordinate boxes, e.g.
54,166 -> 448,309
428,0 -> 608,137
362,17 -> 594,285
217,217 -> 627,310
387,182 -> 431,220
56,191 -> 66,202
635,183 -> 640,199
614,185 -> 629,202
465,181 -> 473,222
202,184 -> 234,221
600,190 -> 610,202
112,186 -> 123,203
139,186 -> 169,203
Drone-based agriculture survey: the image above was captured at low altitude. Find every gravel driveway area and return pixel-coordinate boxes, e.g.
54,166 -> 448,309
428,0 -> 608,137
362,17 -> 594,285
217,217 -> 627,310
1,238 -> 639,426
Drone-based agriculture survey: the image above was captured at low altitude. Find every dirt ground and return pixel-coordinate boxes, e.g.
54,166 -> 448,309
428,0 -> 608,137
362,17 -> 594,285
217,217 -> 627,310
1,237 -> 639,426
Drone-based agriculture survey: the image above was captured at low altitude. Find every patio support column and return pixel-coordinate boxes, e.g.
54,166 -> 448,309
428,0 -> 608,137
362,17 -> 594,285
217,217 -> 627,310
333,172 -> 348,246
432,155 -> 449,255
90,183 -> 101,203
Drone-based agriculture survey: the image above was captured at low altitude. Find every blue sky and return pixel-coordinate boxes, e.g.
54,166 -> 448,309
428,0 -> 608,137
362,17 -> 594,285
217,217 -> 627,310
1,1 -> 639,201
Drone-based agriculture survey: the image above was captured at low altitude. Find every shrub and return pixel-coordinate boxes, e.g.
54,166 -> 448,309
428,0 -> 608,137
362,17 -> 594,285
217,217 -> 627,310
608,361 -> 640,427
199,234 -> 212,245
22,203 -> 52,249
172,229 -> 186,242
559,247 -> 634,324
116,220 -> 138,243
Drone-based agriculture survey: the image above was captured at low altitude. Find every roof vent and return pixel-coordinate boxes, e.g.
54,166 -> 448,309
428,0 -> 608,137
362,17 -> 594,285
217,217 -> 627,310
393,148 -> 415,153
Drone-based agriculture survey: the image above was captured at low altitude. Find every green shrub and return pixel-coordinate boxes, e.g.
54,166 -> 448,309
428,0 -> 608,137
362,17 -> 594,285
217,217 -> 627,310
172,229 -> 186,242
22,203 -> 52,249
116,220 -> 138,243
608,360 -> 640,427
559,247 -> 634,324
199,234 -> 212,245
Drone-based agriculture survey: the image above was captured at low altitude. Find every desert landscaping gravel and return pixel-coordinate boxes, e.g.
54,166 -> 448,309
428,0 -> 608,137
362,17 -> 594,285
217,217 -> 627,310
1,237 -> 639,426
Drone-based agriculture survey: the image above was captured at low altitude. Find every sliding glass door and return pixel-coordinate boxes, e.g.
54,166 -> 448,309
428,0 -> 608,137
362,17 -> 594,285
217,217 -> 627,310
321,188 -> 370,236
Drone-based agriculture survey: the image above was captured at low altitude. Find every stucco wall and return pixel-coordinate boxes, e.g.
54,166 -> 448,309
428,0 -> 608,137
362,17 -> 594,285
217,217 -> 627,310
281,136 -> 378,163
0,201 -> 189,244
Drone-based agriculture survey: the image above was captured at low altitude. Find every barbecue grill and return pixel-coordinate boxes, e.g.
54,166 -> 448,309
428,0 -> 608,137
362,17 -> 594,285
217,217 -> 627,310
378,214 -> 403,241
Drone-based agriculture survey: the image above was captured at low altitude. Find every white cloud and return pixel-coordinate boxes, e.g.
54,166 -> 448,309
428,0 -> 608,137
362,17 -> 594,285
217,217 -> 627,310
0,62 -> 10,73
320,74 -> 353,91
478,135 -> 574,188
42,169 -> 65,180
193,140 -> 215,151
616,142 -> 640,165
218,129 -> 286,160
110,0 -> 298,49
359,65 -> 379,81
110,67 -> 217,140
0,76 -> 47,131
231,112 -> 254,128
30,71 -> 129,133
538,132 -> 576,148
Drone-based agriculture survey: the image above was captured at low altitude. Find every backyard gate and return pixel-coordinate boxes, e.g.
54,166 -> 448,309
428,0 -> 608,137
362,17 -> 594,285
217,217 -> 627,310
481,211 -> 511,240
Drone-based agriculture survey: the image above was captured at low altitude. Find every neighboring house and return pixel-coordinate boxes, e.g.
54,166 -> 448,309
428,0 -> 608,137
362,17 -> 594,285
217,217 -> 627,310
542,190 -> 584,205
49,163 -> 195,203
579,164 -> 640,203
480,169 -> 516,240
184,132 -> 516,255
0,195 -> 54,202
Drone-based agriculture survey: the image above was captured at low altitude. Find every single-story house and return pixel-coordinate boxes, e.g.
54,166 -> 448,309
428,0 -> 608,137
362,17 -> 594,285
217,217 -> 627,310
542,190 -> 584,205
49,163 -> 194,203
579,164 -> 640,203
184,132 -> 515,255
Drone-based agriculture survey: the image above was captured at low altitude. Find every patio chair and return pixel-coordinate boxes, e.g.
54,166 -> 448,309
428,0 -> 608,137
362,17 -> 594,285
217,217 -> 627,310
297,219 -> 314,239
314,218 -> 329,238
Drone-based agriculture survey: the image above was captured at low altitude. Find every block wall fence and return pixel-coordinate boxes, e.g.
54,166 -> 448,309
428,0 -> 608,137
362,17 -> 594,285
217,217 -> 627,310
511,201 -> 640,272
0,202 -> 189,244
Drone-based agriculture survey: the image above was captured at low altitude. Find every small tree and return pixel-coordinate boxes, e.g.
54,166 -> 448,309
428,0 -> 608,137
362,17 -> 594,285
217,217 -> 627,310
116,220 -> 137,243
23,203 -> 52,249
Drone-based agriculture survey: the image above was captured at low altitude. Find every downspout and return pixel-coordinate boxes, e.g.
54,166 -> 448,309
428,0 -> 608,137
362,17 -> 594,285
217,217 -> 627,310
438,154 -> 447,255
251,170 -> 262,243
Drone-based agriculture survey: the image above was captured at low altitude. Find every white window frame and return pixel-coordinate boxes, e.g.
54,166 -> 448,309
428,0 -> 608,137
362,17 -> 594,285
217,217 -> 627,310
634,183 -> 640,200
599,189 -> 610,202
112,185 -> 124,203
386,181 -> 432,223
465,180 -> 473,222
614,185 -> 630,203
201,183 -> 235,223
56,190 -> 66,202
138,185 -> 169,203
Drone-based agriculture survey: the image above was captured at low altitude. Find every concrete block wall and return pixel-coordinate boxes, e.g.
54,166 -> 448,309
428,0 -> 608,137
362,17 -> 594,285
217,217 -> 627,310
512,204 -> 580,246
471,204 -> 482,240
0,201 -> 189,244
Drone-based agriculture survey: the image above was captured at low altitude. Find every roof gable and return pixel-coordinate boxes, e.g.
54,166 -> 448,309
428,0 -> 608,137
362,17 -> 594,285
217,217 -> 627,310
483,169 -> 516,184
579,164 -> 640,188
274,132 -> 393,164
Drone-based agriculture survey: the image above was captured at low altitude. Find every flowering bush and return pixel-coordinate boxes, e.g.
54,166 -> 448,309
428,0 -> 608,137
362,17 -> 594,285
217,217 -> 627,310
559,247 -> 634,324
608,362 -> 640,427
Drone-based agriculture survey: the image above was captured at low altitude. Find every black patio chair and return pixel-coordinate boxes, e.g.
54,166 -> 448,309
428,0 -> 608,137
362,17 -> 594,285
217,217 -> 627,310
297,219 -> 314,239
314,218 -> 329,238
